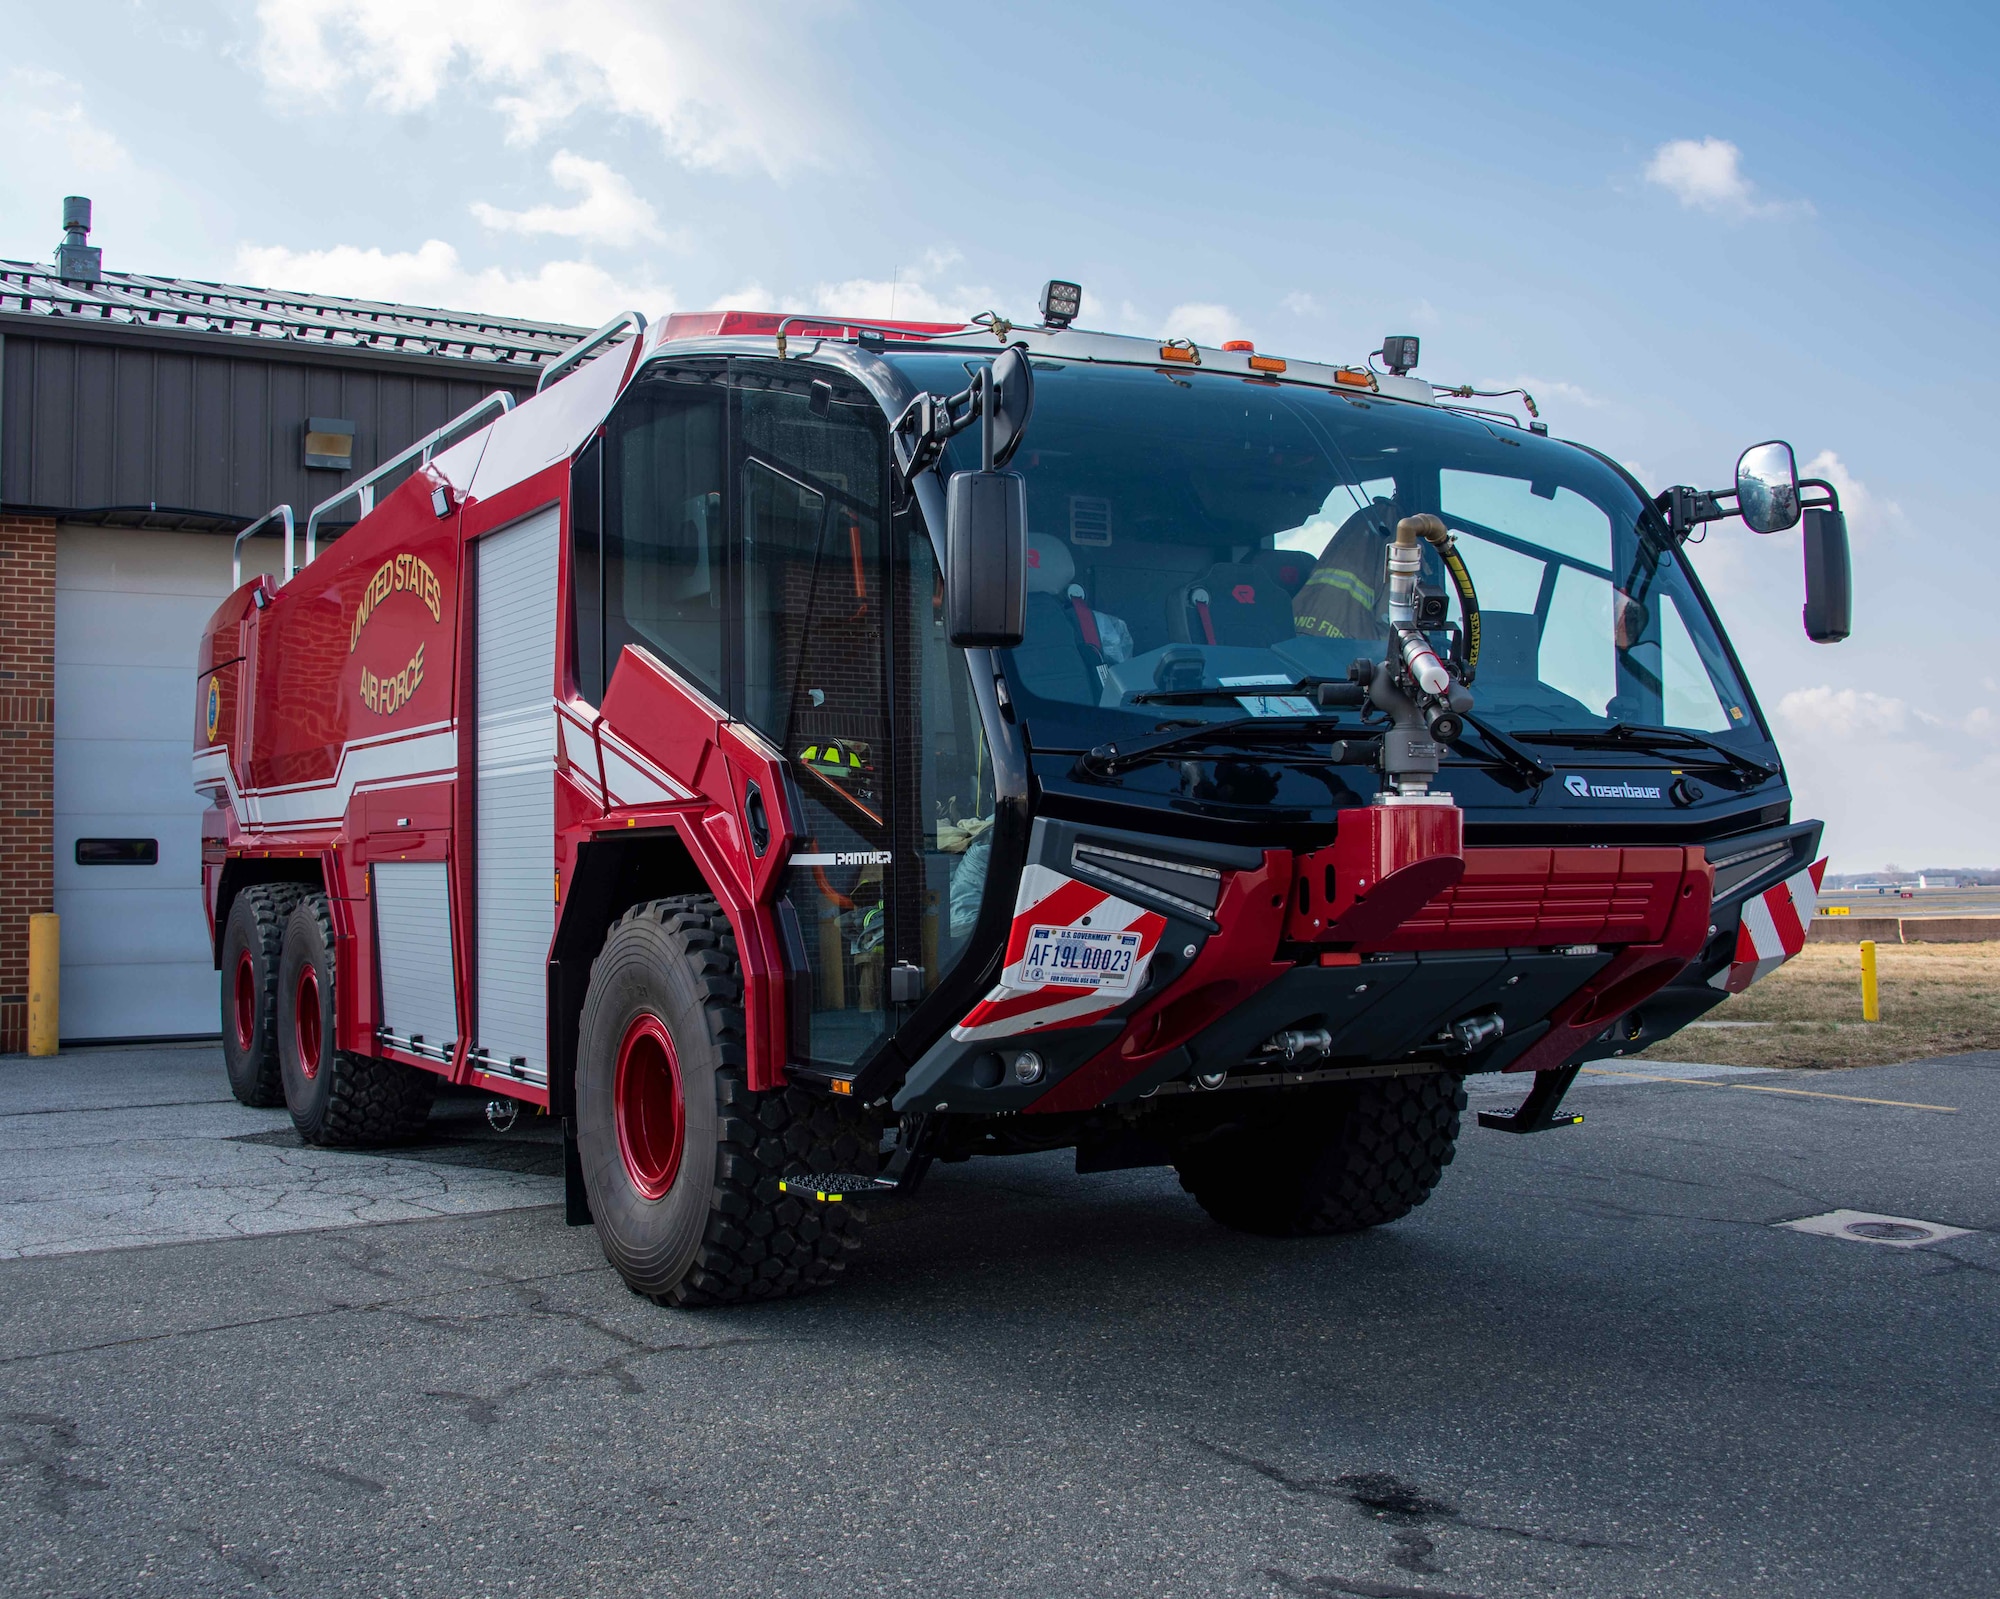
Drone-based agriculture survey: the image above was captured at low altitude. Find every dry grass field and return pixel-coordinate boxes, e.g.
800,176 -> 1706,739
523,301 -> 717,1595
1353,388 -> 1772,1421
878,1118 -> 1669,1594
1637,941 -> 2000,1070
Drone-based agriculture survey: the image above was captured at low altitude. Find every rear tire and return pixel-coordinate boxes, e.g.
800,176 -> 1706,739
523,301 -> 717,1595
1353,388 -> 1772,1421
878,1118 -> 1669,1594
576,894 -> 875,1307
1174,1071 -> 1467,1237
277,894 -> 437,1146
219,883 -> 306,1107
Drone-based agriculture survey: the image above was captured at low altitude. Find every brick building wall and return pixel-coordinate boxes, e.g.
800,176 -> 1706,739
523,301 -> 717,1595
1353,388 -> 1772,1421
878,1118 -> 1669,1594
0,515 -> 56,1053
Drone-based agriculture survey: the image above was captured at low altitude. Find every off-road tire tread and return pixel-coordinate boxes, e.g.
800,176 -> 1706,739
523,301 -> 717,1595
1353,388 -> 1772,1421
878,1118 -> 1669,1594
222,882 -> 308,1106
1177,1071 -> 1467,1236
613,894 -> 874,1308
288,894 -> 436,1147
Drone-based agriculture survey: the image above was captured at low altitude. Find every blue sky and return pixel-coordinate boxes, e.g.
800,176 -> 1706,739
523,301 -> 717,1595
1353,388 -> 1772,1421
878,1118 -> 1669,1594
6,0 -> 1996,869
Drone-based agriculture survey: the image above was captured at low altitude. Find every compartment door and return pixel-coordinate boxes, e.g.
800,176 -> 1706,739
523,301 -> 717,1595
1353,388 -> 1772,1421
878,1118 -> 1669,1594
472,506 -> 560,1085
373,860 -> 458,1061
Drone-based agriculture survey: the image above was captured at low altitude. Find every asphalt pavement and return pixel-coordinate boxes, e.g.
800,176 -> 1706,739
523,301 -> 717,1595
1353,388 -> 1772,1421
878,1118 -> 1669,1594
1,1043 -> 1994,1599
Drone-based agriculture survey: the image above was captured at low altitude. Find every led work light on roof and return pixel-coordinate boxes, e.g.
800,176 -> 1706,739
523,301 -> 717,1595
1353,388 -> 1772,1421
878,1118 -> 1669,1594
1039,279 -> 1082,329
1378,334 -> 1420,376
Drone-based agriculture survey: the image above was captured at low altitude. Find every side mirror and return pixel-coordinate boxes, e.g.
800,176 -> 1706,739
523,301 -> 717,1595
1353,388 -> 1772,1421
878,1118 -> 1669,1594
1736,440 -> 1801,534
944,350 -> 1034,647
945,471 -> 1027,645
1801,506 -> 1851,643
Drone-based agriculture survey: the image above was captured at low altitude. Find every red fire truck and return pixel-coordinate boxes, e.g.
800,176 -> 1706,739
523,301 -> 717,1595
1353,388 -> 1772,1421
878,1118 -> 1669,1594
195,290 -> 1847,1304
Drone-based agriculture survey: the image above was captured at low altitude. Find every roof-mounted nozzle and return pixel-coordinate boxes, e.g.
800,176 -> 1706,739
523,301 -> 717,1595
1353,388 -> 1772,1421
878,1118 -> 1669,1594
56,196 -> 101,285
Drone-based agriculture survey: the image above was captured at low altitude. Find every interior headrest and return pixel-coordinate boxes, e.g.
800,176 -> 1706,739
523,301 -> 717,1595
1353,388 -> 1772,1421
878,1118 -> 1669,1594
1025,533 -> 1076,595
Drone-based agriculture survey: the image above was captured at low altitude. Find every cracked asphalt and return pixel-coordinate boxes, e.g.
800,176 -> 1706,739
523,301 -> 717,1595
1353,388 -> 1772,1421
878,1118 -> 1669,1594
1,1045 -> 1995,1599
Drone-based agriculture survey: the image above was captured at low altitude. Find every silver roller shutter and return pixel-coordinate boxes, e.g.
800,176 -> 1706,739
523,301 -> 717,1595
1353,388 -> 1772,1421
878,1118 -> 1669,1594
472,506 -> 560,1084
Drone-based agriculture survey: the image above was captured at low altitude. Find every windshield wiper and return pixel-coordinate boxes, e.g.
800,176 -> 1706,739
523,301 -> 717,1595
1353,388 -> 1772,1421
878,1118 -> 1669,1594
1073,715 -> 1377,778
1510,723 -> 1779,783
1447,712 -> 1555,789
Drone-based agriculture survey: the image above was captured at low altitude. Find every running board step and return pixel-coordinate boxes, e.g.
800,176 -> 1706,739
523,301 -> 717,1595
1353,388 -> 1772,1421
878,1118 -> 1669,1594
1477,1063 -> 1585,1134
778,1174 -> 896,1203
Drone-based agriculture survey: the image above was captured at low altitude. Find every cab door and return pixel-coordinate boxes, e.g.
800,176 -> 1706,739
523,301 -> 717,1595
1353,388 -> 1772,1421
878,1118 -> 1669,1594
734,373 -> 897,1069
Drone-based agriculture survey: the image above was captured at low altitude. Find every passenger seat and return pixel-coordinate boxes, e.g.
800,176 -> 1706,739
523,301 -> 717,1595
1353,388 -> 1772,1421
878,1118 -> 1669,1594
1169,563 -> 1297,648
1011,534 -> 1103,704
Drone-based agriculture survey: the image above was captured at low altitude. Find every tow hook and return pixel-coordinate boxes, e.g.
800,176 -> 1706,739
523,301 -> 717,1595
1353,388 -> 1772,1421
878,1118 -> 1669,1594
1438,1013 -> 1506,1056
1264,1027 -> 1336,1064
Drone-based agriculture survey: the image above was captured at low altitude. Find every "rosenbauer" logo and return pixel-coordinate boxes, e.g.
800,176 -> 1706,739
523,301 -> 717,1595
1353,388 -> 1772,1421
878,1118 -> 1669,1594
1564,774 -> 1663,800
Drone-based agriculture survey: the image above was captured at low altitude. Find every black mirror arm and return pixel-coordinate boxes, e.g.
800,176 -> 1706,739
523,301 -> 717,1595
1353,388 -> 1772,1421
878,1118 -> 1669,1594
1656,484 -> 1736,543
892,379 -> 983,484
1797,477 -> 1843,514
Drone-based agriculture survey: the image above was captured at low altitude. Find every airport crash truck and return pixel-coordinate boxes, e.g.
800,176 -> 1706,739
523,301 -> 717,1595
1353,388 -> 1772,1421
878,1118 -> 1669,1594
194,290 -> 1850,1305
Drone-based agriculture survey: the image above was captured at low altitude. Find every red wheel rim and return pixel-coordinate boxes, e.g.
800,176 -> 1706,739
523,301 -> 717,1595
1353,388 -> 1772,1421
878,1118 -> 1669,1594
294,964 -> 322,1080
614,1014 -> 685,1201
233,952 -> 258,1052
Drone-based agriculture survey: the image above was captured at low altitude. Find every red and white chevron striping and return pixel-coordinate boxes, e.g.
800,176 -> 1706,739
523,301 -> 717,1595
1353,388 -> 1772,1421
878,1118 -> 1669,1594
950,864 -> 1168,1044
1711,858 -> 1827,994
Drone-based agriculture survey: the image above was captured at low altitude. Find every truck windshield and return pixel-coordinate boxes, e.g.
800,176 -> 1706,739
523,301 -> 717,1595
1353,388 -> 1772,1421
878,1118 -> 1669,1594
906,357 -> 1759,755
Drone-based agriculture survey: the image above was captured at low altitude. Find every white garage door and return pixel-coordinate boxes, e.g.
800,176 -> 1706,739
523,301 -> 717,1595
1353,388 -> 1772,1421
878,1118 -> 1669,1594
54,525 -> 278,1041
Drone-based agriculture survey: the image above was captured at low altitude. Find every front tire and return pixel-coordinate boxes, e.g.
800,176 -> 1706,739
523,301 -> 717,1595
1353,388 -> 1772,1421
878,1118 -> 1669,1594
219,882 -> 306,1107
1174,1071 -> 1467,1236
576,895 -> 875,1307
277,894 -> 436,1146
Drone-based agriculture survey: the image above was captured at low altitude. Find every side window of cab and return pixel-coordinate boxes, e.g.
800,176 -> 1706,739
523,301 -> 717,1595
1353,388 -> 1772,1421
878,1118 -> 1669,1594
570,369 -> 727,705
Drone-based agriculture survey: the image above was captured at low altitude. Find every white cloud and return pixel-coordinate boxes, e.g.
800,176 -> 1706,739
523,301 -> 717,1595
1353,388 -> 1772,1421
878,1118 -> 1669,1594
1515,376 -> 1604,411
702,248 -> 994,326
234,238 -> 672,327
11,68 -> 130,175
1778,686 -> 1921,739
1777,685 -> 1989,742
1644,137 -> 1809,218
252,0 -> 837,175
471,150 -> 664,246
1798,448 -> 1897,534
1281,291 -> 1323,318
1161,302 -> 1247,346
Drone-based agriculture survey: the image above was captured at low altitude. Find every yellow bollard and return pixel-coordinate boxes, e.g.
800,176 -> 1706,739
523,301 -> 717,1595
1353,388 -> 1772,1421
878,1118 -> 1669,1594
28,913 -> 59,1056
1859,938 -> 1880,1023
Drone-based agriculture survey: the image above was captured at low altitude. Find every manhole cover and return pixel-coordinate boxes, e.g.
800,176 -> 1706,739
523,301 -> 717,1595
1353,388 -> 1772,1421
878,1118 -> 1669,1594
1778,1209 -> 1973,1250
1844,1221 -> 1932,1242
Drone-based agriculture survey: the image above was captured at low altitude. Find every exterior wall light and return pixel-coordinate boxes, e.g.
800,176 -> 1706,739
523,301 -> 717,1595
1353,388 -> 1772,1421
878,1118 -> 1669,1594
303,418 -> 356,471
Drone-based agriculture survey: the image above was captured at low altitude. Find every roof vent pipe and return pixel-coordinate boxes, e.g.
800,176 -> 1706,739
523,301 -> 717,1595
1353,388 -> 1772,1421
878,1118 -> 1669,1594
56,196 -> 101,284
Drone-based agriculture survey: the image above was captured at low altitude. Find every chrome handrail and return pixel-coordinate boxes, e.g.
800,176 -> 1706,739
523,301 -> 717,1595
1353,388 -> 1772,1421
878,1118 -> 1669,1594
303,390 -> 516,572
772,313 -> 973,360
537,309 -> 646,393
232,505 -> 295,587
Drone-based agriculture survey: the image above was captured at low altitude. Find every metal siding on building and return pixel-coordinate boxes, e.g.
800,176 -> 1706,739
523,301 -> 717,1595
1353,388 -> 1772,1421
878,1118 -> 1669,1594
1,333 -> 533,523
473,506 -> 560,1083
373,861 -> 459,1048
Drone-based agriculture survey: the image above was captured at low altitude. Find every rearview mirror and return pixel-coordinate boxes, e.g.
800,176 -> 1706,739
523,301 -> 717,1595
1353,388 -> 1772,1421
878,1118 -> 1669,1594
1736,440 -> 1801,534
1801,506 -> 1851,643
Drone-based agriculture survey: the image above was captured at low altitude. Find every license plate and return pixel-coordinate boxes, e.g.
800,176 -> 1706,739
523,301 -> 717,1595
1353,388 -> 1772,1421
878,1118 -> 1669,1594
1019,924 -> 1144,992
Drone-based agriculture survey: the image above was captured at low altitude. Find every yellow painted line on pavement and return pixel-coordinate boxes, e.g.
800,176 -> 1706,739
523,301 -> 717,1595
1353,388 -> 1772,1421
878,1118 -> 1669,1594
1580,1068 -> 1958,1114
